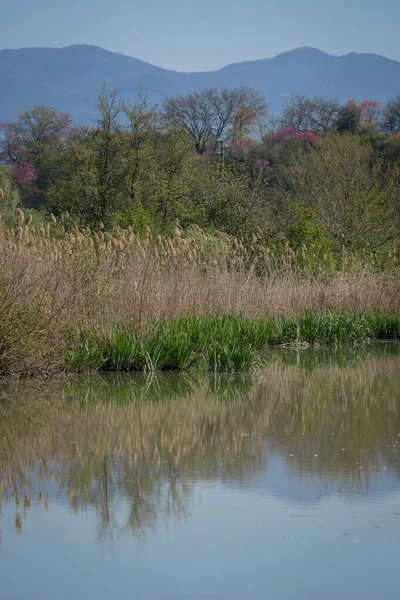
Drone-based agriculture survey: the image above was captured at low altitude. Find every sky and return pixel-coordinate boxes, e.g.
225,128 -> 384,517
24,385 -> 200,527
1,0 -> 400,72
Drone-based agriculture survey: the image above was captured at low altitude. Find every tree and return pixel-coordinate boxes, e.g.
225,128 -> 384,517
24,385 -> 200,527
336,100 -> 361,134
48,89 -> 206,229
0,105 -> 72,157
150,129 -> 202,224
231,105 -> 257,138
47,130 -> 100,225
162,90 -> 213,153
207,87 -> 267,141
284,134 -> 399,251
359,100 -> 382,126
382,95 -> 400,134
49,88 -> 126,227
122,90 -> 159,202
378,134 -> 400,165
269,127 -> 317,144
93,86 -> 124,223
0,106 -> 73,206
281,95 -> 340,136
162,87 -> 267,152
0,165 -> 21,226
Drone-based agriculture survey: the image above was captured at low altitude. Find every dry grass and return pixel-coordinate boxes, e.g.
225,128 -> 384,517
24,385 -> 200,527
0,211 -> 399,374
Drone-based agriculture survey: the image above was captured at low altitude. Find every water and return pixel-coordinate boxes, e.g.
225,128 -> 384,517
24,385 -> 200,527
1,345 -> 400,599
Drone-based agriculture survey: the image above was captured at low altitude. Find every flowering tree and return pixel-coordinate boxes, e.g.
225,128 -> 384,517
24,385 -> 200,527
254,159 -> 270,172
0,106 -> 72,163
268,126 -> 318,144
231,138 -> 250,154
231,106 -> 258,139
10,159 -> 38,187
359,100 -> 382,125
0,106 -> 73,201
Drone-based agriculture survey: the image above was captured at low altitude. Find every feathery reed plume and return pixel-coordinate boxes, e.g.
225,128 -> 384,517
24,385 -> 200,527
16,208 -> 24,226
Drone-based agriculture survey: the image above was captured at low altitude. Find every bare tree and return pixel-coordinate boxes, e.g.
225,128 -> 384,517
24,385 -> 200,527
382,95 -> 400,134
95,86 -> 123,222
205,87 -> 267,140
0,105 -> 73,164
281,95 -> 340,136
162,87 -> 267,152
162,90 -> 214,153
309,97 -> 341,135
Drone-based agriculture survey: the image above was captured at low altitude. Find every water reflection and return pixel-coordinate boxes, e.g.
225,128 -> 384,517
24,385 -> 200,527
1,344 -> 399,541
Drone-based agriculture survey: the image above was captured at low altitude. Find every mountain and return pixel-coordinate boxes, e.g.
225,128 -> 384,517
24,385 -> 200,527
1,44 -> 400,123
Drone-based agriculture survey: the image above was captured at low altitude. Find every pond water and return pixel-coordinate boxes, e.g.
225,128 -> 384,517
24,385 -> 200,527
1,345 -> 400,599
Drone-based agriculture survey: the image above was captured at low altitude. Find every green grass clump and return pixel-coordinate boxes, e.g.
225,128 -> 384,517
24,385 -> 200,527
206,341 -> 260,372
103,328 -> 139,371
272,311 -> 400,344
65,310 -> 400,373
140,327 -> 200,371
65,332 -> 104,371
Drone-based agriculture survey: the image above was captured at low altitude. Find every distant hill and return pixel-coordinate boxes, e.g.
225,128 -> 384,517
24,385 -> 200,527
1,44 -> 400,123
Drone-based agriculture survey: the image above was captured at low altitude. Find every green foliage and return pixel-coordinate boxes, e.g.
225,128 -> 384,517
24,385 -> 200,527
287,205 -> 331,250
47,133 -> 102,226
336,102 -> 361,133
66,312 -> 400,374
284,135 -> 400,253
0,166 -> 20,226
0,106 -> 72,209
114,201 -> 155,235
206,341 -> 261,372
65,332 -> 104,371
3,90 -> 400,259
378,134 -> 400,164
271,311 -> 400,344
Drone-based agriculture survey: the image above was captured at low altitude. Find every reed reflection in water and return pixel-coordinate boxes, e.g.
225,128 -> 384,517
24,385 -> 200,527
1,344 -> 399,541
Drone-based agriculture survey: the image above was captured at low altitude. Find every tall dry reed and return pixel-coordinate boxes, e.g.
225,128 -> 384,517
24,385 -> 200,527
0,212 -> 399,374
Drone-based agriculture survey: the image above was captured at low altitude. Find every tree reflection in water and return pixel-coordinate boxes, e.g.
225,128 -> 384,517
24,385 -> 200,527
1,344 -> 399,540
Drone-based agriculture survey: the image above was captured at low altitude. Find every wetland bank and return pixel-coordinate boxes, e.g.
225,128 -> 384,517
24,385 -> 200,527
0,212 -> 399,376
1,94 -> 400,376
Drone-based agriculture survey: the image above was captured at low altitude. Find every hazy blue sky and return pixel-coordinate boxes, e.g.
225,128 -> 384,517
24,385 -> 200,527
2,0 -> 399,71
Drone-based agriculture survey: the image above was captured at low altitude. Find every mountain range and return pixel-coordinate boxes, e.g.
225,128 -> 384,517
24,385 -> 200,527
1,44 -> 400,123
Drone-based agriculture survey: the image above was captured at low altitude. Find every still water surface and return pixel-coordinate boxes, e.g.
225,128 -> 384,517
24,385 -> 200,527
1,345 -> 400,599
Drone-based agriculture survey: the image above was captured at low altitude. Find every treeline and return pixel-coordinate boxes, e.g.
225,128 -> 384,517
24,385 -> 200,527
0,87 -> 399,255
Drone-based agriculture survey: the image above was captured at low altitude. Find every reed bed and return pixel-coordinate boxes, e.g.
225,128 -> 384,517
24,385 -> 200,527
1,211 -> 399,374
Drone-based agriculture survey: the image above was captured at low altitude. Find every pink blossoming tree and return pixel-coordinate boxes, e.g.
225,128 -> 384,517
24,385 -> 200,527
267,126 -> 318,145
10,159 -> 38,187
0,106 -> 73,201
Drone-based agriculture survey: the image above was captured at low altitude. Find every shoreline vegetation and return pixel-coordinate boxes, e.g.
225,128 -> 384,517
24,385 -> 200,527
67,313 -> 400,374
1,89 -> 399,377
1,214 -> 399,376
